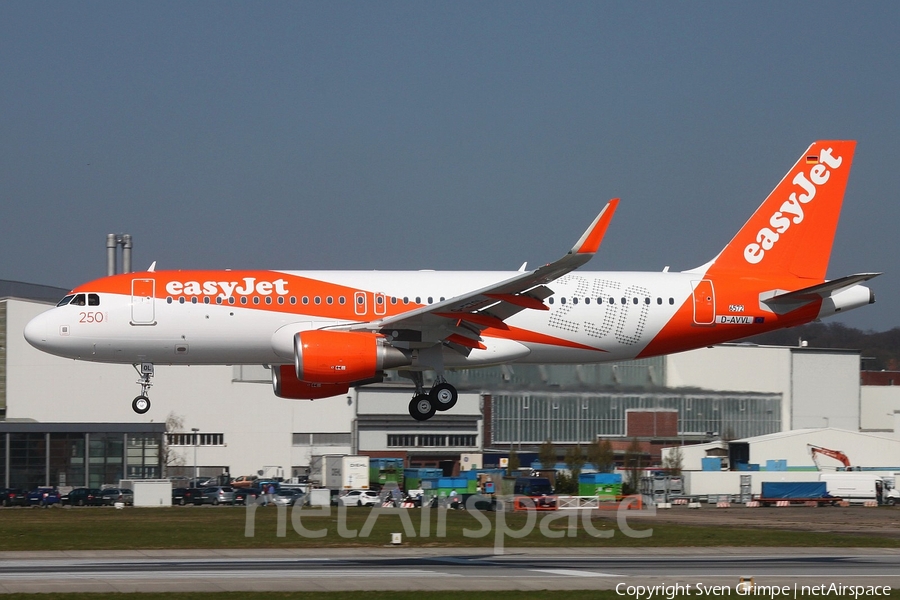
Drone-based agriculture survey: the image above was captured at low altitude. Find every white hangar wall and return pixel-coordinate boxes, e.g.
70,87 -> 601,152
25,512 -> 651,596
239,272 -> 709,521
665,345 -> 860,431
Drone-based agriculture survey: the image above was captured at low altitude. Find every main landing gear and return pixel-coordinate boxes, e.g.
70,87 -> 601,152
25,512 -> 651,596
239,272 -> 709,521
407,374 -> 459,421
131,363 -> 154,415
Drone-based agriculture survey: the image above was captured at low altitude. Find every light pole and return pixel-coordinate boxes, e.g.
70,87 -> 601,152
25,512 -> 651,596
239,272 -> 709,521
192,428 -> 199,485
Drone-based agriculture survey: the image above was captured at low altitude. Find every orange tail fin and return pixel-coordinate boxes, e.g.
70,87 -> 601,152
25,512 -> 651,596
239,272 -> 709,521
708,140 -> 856,280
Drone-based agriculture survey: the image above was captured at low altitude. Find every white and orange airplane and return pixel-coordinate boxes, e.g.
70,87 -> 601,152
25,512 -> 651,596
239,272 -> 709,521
25,140 -> 878,421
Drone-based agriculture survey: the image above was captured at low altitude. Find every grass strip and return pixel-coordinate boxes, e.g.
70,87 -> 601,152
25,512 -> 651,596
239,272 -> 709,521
1,506 -> 897,550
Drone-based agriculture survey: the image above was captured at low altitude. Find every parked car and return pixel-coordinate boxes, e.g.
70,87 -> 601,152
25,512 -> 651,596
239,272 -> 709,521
0,488 -> 28,507
232,487 -> 261,505
338,489 -> 380,507
61,488 -> 104,506
182,488 -> 208,505
273,489 -> 305,507
100,488 -> 134,506
172,487 -> 188,505
202,486 -> 234,505
231,475 -> 258,489
27,487 -> 61,506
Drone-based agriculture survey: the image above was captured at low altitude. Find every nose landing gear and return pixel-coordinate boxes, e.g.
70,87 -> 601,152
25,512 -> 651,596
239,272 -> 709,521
131,363 -> 154,415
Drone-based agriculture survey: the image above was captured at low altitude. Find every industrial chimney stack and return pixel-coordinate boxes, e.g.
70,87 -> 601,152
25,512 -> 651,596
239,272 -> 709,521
106,234 -> 133,276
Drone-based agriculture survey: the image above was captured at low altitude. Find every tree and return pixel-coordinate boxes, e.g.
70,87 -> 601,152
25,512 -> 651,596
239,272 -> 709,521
588,438 -> 616,472
507,449 -> 520,476
622,438 -> 645,495
163,411 -> 186,476
538,438 -> 557,470
564,444 -> 586,484
661,445 -> 683,476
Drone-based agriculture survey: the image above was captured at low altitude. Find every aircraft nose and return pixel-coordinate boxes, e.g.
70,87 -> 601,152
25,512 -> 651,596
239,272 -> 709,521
24,311 -> 52,351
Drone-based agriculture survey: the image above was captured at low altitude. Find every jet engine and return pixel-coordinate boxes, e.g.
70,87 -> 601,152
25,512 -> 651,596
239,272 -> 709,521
294,330 -> 410,384
272,365 -> 349,399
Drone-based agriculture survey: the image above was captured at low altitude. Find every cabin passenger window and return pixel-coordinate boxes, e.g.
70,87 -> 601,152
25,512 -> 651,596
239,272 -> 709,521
252,297 -> 259,304
326,296 -> 333,305
548,297 -> 554,305
302,297 -> 309,305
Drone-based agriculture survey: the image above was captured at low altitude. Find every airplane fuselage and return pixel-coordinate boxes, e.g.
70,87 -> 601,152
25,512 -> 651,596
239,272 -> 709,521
25,267 -> 872,369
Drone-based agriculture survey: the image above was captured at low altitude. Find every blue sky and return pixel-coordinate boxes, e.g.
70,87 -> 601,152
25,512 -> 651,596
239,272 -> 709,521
1,2 -> 897,331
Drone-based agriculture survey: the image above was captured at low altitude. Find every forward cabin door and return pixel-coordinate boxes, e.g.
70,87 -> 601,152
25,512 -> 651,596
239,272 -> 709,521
131,278 -> 156,325
691,279 -> 715,325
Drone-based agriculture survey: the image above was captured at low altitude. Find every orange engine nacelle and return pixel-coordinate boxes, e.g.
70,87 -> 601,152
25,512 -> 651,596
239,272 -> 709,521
272,365 -> 350,399
294,330 -> 409,384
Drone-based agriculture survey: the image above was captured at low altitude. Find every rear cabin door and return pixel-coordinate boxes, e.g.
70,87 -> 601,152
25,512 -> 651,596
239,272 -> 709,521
691,279 -> 715,325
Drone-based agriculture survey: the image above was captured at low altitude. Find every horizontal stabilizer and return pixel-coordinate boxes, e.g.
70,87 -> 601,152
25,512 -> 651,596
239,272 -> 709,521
765,273 -> 881,305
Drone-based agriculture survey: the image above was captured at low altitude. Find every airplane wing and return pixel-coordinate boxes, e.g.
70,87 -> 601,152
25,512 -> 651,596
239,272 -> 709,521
341,199 -> 619,350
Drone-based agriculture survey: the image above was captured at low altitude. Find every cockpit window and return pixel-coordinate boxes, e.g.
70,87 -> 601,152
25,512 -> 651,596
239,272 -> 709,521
88,294 -> 100,306
70,294 -> 86,306
56,295 -> 75,307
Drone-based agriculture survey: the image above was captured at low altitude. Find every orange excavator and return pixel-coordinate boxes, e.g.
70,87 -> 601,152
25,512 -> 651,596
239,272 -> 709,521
808,444 -> 854,470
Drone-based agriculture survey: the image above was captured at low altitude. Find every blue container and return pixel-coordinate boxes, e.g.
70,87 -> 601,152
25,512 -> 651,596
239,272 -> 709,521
702,457 -> 722,471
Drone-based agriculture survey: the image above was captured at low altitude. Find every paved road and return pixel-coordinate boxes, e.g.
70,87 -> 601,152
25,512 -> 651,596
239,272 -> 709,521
1,548 -> 899,593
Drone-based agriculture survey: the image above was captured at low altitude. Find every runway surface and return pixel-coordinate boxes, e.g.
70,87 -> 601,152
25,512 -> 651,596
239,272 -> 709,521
1,548 -> 899,593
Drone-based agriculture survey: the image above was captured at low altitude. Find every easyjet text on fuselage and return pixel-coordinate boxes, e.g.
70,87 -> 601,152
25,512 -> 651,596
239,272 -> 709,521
164,277 -> 290,298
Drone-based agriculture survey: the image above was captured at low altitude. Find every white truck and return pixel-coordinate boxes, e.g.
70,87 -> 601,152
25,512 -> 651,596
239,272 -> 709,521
819,472 -> 900,505
324,455 -> 370,490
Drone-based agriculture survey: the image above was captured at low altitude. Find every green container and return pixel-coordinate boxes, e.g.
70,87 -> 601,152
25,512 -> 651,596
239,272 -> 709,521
579,482 -> 622,498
